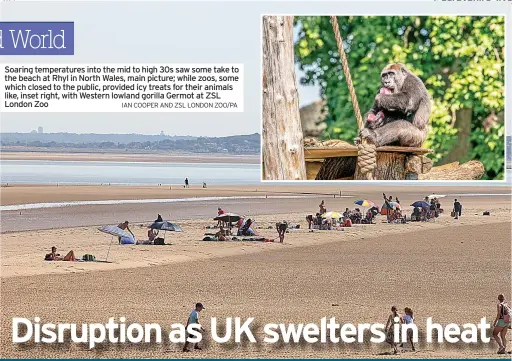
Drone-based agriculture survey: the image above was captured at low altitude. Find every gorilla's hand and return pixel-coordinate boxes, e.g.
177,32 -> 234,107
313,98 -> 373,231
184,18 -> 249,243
359,128 -> 377,144
367,111 -> 385,129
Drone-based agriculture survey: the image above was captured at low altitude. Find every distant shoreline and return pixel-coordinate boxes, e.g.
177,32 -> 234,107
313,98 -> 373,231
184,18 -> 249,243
0,150 -> 260,164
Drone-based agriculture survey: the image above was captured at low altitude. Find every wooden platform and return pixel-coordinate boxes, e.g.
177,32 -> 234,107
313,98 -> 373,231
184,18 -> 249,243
304,145 -> 431,161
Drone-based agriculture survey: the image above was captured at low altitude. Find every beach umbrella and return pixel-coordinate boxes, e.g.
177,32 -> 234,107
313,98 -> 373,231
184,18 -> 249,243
381,201 -> 399,209
214,213 -> 242,223
148,221 -> 183,232
322,211 -> 342,219
98,225 -> 134,261
380,201 -> 399,215
148,220 -> 182,242
354,199 -> 376,207
411,201 -> 430,208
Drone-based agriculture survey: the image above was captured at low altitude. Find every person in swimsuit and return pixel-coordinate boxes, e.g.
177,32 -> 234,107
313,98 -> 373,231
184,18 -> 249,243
118,221 -> 135,244
493,294 -> 511,354
45,246 -> 76,261
319,200 -> 326,215
385,305 -> 401,354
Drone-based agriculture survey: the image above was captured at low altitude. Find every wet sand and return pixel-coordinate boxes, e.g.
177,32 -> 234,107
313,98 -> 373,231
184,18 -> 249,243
0,151 -> 260,164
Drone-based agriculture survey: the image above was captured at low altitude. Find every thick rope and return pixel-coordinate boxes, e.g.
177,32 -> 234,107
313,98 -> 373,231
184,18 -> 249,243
357,142 -> 377,174
330,16 -> 375,179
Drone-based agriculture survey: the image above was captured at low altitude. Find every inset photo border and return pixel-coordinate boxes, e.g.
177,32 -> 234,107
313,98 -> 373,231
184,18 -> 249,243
261,15 -> 507,182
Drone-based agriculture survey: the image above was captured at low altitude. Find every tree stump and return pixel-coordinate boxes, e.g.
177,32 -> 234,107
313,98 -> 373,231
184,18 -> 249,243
354,152 -> 408,180
262,15 -> 307,180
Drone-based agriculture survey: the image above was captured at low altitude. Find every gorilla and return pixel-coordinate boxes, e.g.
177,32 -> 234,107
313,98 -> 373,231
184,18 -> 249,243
356,63 -> 432,147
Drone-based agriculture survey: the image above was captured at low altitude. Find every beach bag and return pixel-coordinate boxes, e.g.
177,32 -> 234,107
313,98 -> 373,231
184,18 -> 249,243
154,237 -> 165,245
502,303 -> 511,323
450,211 -> 456,217
82,254 -> 96,262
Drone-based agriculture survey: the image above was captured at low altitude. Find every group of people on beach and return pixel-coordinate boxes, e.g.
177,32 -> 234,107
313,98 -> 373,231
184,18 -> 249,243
180,294 -> 511,354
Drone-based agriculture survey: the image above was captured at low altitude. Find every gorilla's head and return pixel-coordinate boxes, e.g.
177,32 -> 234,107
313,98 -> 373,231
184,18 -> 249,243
380,63 -> 408,93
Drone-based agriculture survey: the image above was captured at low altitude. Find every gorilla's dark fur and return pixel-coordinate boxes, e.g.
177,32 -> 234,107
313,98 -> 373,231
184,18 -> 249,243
357,63 -> 432,147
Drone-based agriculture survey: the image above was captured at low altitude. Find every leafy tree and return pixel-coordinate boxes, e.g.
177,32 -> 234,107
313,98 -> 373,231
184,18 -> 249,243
295,16 -> 505,179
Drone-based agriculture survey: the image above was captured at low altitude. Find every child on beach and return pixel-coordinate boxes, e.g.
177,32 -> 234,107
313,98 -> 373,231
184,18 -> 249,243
183,302 -> 205,352
401,307 -> 416,351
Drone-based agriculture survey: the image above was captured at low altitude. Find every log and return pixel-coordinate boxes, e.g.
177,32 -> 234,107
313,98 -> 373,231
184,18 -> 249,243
262,15 -> 307,180
419,160 -> 485,180
316,157 -> 356,180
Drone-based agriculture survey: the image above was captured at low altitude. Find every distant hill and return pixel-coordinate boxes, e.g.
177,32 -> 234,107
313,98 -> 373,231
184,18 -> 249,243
0,132 -> 195,144
0,132 -> 261,155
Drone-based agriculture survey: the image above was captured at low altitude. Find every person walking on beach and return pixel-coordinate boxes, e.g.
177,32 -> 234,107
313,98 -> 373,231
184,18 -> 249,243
184,178 -> 189,188
493,294 -> 511,354
453,199 -> 462,219
401,307 -> 416,351
385,306 -> 401,354
183,302 -> 205,352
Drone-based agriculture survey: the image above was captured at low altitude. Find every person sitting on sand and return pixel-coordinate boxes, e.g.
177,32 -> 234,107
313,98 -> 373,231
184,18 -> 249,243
401,307 -> 416,351
239,218 -> 256,236
493,294 -> 511,354
343,208 -> 351,219
45,246 -> 76,261
118,221 -> 135,244
148,228 -> 159,242
385,306 -> 401,354
215,226 -> 229,238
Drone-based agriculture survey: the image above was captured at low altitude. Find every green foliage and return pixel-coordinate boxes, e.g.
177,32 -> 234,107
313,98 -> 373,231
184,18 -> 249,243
294,16 -> 505,179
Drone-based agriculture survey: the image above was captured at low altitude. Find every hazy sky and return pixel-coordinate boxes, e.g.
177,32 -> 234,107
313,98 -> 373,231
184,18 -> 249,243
0,1 -> 509,136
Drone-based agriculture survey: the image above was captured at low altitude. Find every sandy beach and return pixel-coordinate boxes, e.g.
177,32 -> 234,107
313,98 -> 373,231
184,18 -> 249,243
1,184 -> 511,358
